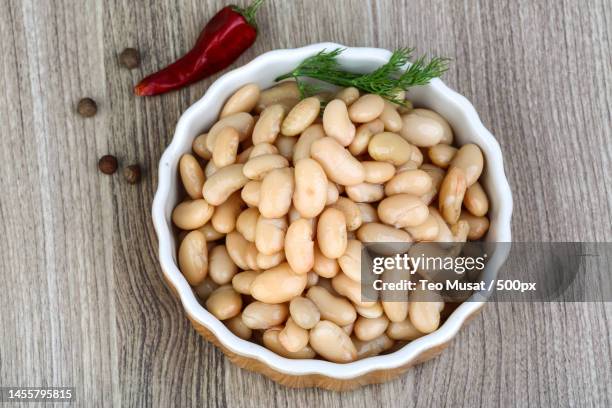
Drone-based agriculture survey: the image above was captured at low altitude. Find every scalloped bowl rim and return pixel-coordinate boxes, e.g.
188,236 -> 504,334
152,43 -> 513,379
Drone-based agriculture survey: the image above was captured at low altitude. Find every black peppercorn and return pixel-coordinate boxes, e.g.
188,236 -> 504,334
98,155 -> 118,174
124,164 -> 141,184
119,48 -> 140,69
77,98 -> 97,117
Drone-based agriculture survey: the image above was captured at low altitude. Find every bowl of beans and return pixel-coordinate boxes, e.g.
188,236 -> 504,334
152,43 -> 513,390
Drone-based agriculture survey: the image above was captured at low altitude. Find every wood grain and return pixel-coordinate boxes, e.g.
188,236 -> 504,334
0,0 -> 611,406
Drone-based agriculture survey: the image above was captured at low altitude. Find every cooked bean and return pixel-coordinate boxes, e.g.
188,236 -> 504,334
309,321 -> 357,363
274,135 -> 297,159
206,112 -> 254,151
192,133 -> 212,160
256,251 -> 286,270
236,146 -> 254,164
419,164 -> 446,204
386,319 -> 424,340
439,166 -> 467,224
450,143 -> 484,186
331,197 -> 362,231
335,87 -> 360,106
250,263 -> 307,303
348,94 -> 385,123
259,167 -> 293,218
346,182 -> 385,203
179,154 -> 205,199
395,147 -> 424,171
368,132 -> 417,166
172,199 -> 214,230
353,334 -> 394,359
362,161 -> 396,184
281,97 -> 320,136
243,154 -> 289,180
338,239 -> 363,282
193,278 -> 219,301
306,286 -> 356,326
262,328 -> 316,359
431,160 -> 457,187
355,302 -> 384,318
349,119 -> 384,156
221,83 -> 260,117
208,245 -> 238,285
278,317 -> 309,352
242,302 -> 288,329
196,222 -> 225,241
255,216 -> 287,255
244,244 -> 260,272
382,301 -> 409,323
313,246 -> 340,278
378,194 -> 429,228
400,110 -> 445,147
342,322 -> 354,336
231,270 -> 260,294
205,285 -> 242,320
464,181 -> 489,216
354,315 -> 389,341
244,242 -> 259,270
356,223 -> 413,253
405,211 -> 439,241
289,296 -> 320,329
306,270 -> 319,287
204,160 -> 218,178
211,192 -> 243,233
235,207 -> 259,241
292,124 -> 325,162
212,127 -> 240,168
285,219 -> 315,274
225,314 -> 252,340
202,164 -> 249,206
293,158 -> 328,218
332,272 -> 376,307
356,203 -> 379,223
385,169 -> 432,197
323,99 -> 356,146
429,207 -> 454,242
256,81 -> 300,113
249,142 -> 278,158
428,144 -> 457,169
288,206 -> 309,227
379,101 -> 403,132
252,104 -> 285,144
413,108 -> 453,144
459,210 -> 490,240
178,230 -> 208,285
241,180 -> 261,207
451,220 -> 470,243
225,231 -> 251,269
326,182 -> 340,205
311,137 -> 365,186
317,208 -> 347,259
408,288 -> 444,333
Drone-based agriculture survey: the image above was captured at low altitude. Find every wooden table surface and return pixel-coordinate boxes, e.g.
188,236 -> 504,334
1,0 -> 611,406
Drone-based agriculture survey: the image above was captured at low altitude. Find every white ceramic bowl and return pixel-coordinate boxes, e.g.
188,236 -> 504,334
152,43 -> 513,388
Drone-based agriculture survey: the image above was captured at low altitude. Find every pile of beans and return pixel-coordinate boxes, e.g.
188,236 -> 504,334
172,81 -> 490,363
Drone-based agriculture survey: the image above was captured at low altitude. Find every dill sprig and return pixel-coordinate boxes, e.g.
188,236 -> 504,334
275,48 -> 450,105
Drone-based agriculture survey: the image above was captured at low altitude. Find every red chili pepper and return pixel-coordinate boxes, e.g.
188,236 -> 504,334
134,0 -> 264,96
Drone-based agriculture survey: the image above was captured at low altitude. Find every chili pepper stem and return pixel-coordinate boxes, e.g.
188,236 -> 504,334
233,0 -> 265,28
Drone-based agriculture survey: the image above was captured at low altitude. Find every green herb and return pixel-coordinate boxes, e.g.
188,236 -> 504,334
275,48 -> 450,106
